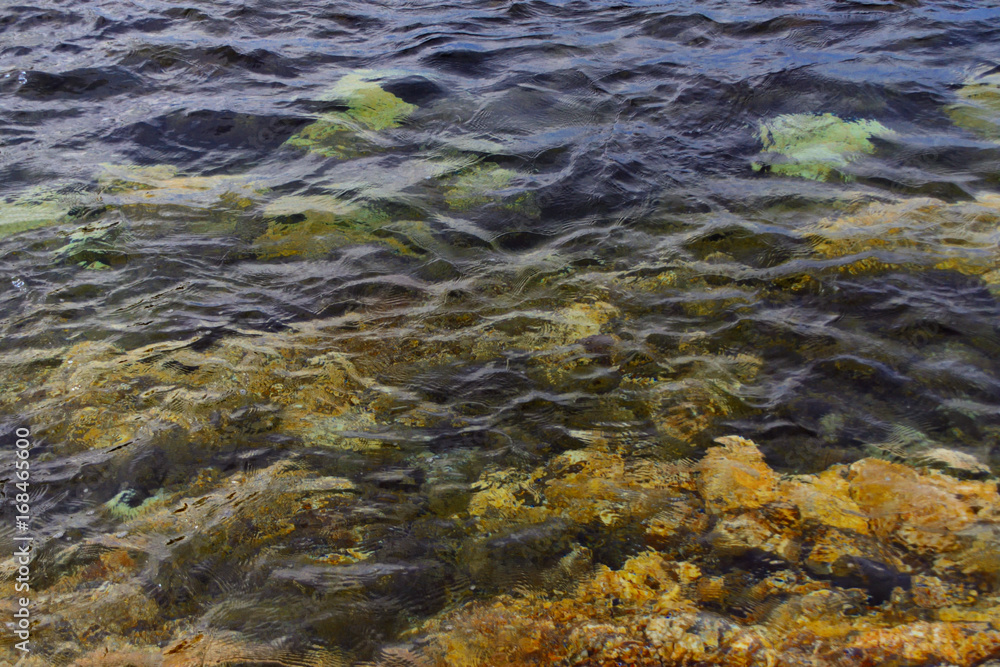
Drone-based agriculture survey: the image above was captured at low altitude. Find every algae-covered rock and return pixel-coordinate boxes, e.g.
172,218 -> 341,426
707,504 -> 801,562
947,71 -> 1000,142
844,621 -> 1000,667
847,457 -> 997,556
866,425 -> 992,479
753,113 -> 894,181
697,435 -> 779,514
97,163 -> 266,214
255,194 -> 420,258
417,435 -> 1000,667
303,410 -> 390,452
467,443 -> 694,536
805,193 -> 1000,280
9,328 -> 371,455
323,71 -> 418,132
442,163 -> 539,216
779,466 -> 870,535
67,631 -> 345,667
0,187 -> 78,238
285,71 -> 418,158
55,217 -> 128,269
471,301 -> 620,358
8,414 -> 1000,667
161,630 -> 344,667
284,117 -> 378,160
917,447 -> 992,478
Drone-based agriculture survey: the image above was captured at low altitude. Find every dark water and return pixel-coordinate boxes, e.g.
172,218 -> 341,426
2,0 -> 1000,663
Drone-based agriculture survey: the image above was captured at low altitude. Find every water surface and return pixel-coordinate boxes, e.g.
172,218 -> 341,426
2,0 -> 1000,664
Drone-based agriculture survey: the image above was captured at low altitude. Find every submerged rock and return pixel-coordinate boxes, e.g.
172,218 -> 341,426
97,163 -> 267,220
284,71 -> 418,158
0,187 -> 79,238
753,113 -> 894,182
697,435 -> 779,514
916,447 -> 992,479
417,435 -> 1000,667
255,194 -> 421,259
947,71 -> 1000,143
442,162 -> 539,216
805,193 -> 1000,281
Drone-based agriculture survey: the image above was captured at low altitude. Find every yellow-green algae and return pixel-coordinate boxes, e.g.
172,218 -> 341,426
0,187 -> 79,238
946,71 -> 1000,142
285,71 -> 418,158
442,162 -> 540,216
104,489 -> 167,521
418,436 -> 1000,667
323,71 -> 419,131
803,193 -> 1000,285
753,112 -> 894,181
97,163 -> 267,217
255,194 -> 423,258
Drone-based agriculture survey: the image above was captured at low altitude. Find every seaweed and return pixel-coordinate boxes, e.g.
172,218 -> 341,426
946,71 -> 1000,142
753,113 -> 894,182
284,71 -> 418,158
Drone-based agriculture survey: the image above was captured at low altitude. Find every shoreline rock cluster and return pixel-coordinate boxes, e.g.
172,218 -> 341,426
417,436 -> 1000,667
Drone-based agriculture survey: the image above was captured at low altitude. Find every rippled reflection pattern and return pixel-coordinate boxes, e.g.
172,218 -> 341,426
1,0 -> 1000,665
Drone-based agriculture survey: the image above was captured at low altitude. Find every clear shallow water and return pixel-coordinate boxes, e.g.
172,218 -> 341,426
2,0 -> 1000,664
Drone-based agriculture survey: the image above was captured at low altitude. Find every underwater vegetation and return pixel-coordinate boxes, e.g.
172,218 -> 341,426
284,72 -> 418,159
947,71 -> 1000,143
442,163 -> 540,217
4,55 -> 1000,667
419,436 -> 1000,667
0,187 -> 81,239
753,113 -> 894,182
255,194 -> 421,259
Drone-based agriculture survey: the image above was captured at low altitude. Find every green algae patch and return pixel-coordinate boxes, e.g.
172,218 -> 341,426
443,163 -> 539,216
256,194 -> 421,258
283,118 -> 372,159
285,71 -> 418,158
753,113 -> 894,182
328,72 -> 418,131
946,72 -> 1000,143
79,260 -> 111,270
105,489 -> 167,522
55,218 -> 129,269
0,188 -> 77,239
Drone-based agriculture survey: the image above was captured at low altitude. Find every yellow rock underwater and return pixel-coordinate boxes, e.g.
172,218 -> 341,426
805,193 -> 1000,284
421,436 -> 1000,667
